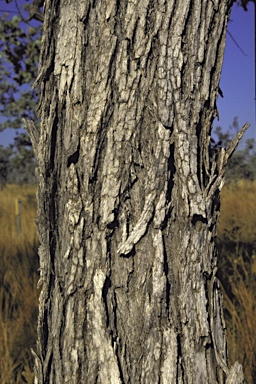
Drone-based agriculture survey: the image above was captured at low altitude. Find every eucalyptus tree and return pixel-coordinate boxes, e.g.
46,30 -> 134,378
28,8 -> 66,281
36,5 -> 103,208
26,0 -> 249,382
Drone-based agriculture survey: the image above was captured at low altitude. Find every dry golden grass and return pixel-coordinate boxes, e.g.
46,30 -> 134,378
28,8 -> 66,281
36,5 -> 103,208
0,184 -> 38,383
217,180 -> 256,384
218,243 -> 256,384
218,180 -> 256,243
0,184 -> 38,247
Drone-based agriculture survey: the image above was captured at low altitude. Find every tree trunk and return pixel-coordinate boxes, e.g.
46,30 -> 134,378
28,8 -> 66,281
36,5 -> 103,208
26,0 -> 248,382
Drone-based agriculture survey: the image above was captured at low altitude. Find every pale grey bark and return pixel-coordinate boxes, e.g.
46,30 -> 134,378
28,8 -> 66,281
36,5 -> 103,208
26,0 -> 249,383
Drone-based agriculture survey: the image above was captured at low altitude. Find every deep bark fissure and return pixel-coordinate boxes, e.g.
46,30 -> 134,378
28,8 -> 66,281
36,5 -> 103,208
162,236 -> 171,315
102,275 -> 111,328
177,333 -> 185,383
67,145 -> 80,167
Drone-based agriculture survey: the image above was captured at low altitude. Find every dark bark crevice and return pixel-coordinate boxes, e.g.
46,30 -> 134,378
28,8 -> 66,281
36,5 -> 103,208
115,342 -> 126,384
177,333 -> 185,383
162,236 -> 171,315
67,144 -> 80,167
102,275 -> 111,328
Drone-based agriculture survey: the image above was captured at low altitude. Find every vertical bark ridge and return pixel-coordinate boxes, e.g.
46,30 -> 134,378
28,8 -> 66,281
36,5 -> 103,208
29,0 -> 246,383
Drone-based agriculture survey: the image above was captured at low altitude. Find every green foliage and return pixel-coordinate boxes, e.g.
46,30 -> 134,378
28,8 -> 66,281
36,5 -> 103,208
0,145 -> 12,187
0,136 -> 36,186
213,118 -> 256,182
237,0 -> 255,11
7,133 -> 37,184
0,3 -> 41,185
0,11 -> 41,132
226,138 -> 256,181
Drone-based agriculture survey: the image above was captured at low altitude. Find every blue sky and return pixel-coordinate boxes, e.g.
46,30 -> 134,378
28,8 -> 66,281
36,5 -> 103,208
0,2 -> 255,146
214,2 -> 255,146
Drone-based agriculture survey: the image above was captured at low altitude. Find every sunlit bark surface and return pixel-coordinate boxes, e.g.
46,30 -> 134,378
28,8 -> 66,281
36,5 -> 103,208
26,0 -> 247,382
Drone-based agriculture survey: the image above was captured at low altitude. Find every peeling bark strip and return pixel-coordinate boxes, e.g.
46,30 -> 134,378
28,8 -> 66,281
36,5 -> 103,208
27,0 -> 248,383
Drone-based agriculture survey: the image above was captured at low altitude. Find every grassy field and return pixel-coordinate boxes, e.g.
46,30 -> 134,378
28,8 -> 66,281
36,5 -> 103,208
0,185 -> 38,383
0,182 -> 255,383
218,179 -> 256,243
218,180 -> 256,384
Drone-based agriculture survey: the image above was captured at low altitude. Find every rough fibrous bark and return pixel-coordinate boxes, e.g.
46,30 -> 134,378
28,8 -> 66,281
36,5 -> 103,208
26,0 -> 249,383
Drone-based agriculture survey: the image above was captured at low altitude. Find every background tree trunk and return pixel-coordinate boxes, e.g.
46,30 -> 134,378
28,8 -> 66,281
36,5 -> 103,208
26,0 -> 248,382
